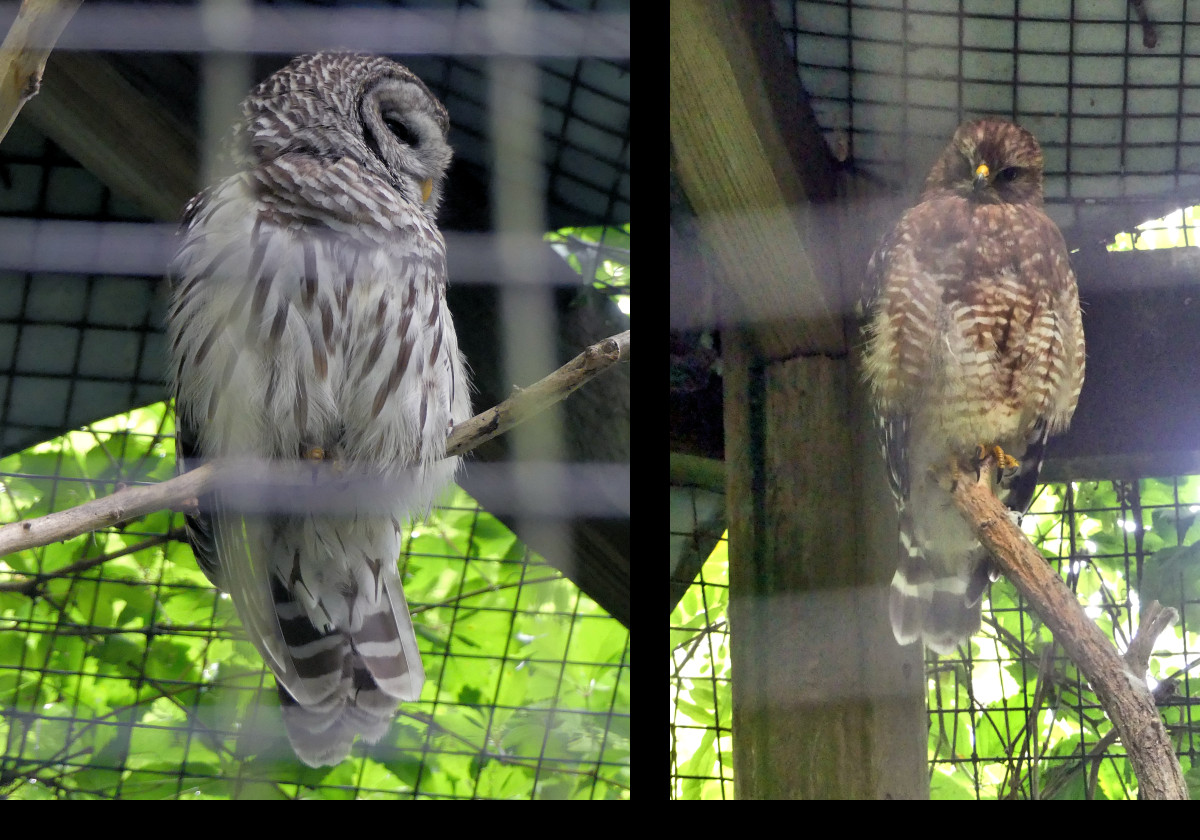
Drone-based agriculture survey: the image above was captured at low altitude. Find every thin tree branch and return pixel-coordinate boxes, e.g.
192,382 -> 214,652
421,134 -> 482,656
446,329 -> 628,457
0,0 -> 82,144
1125,600 -> 1179,676
951,458 -> 1188,800
1081,600 -> 1182,799
0,330 -> 630,557
0,533 -> 174,594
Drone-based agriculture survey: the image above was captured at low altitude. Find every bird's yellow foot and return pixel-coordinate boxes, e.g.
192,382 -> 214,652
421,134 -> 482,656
993,445 -> 1020,473
973,443 -> 1020,474
302,444 -> 348,478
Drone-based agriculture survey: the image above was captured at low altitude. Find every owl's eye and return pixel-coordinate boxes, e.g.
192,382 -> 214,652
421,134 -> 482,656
995,166 -> 1020,183
383,116 -> 418,148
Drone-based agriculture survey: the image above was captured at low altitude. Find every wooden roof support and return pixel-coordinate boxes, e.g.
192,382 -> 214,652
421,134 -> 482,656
672,0 -> 928,799
23,51 -> 197,221
671,0 -> 842,359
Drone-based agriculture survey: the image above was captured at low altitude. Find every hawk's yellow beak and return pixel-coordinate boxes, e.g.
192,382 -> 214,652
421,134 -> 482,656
421,178 -> 434,203
973,163 -> 990,190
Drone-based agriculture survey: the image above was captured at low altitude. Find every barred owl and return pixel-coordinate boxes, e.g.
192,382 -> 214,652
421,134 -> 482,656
167,53 -> 470,766
862,118 -> 1085,654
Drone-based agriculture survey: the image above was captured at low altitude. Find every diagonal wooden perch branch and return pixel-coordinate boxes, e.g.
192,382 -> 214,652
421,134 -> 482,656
0,330 -> 629,557
952,458 -> 1187,800
0,0 -> 82,144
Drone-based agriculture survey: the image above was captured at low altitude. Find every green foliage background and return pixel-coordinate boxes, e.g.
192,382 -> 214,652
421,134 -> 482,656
545,224 -> 631,314
670,479 -> 1200,800
670,536 -> 732,800
0,403 -> 629,799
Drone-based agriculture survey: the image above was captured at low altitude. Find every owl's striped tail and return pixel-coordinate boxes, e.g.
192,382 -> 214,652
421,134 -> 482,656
269,559 -> 425,767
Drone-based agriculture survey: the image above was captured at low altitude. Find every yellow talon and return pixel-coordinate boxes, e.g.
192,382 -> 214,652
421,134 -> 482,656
993,445 -> 1020,472
305,446 -> 325,462
973,443 -> 1019,473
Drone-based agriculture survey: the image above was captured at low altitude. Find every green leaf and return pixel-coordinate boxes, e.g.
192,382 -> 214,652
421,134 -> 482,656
1139,543 -> 1200,622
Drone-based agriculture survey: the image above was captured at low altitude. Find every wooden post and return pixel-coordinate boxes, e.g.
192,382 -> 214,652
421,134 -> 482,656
672,0 -> 931,798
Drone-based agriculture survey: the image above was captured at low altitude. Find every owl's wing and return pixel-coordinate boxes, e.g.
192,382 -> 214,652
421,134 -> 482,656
998,257 -> 1086,520
862,216 -> 912,506
176,414 -> 302,682
174,404 -> 221,586
170,186 -> 296,681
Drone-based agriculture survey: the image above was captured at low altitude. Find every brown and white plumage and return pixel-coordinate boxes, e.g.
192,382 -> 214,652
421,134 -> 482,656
167,53 -> 470,765
862,118 -> 1085,654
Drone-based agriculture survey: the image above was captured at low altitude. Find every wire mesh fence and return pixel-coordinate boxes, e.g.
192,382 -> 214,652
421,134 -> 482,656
669,493 -> 730,801
1,405 -> 629,799
669,476 -> 1200,800
925,476 -> 1200,799
0,0 -> 630,799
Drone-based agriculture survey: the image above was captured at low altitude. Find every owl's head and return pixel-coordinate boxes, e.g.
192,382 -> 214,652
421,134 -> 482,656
236,52 -> 453,216
922,118 -> 1045,207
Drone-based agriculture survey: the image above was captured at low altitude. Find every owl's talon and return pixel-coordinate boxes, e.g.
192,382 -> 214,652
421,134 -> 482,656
301,445 -> 347,476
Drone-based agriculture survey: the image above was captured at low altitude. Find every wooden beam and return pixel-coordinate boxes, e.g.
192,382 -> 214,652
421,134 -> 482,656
1041,247 -> 1200,480
724,341 -> 927,799
22,51 -> 197,221
672,0 -> 927,797
670,0 -> 842,358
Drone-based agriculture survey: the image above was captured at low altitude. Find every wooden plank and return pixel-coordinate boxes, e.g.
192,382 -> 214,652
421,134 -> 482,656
670,0 -> 842,358
672,0 -> 929,798
725,340 -> 928,798
23,51 -> 197,220
1042,248 -> 1200,480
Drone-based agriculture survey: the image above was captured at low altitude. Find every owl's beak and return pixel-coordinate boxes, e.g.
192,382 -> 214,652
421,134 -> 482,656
973,163 -> 990,191
421,178 -> 434,203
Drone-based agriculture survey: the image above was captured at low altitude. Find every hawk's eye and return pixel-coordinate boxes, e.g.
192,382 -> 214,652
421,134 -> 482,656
995,166 -> 1020,183
384,116 -> 418,148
